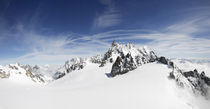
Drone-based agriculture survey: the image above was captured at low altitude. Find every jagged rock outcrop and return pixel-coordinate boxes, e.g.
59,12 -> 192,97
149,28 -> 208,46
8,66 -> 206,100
90,55 -> 103,64
0,64 -> 52,84
101,41 -> 157,67
1,40 -> 209,97
201,71 -> 210,86
182,69 -> 210,95
21,64 -> 53,84
159,56 -> 210,96
53,71 -> 66,79
65,57 -> 86,73
54,57 -> 86,80
159,56 -> 168,65
0,70 -> 10,78
108,41 -> 157,77
110,53 -> 137,77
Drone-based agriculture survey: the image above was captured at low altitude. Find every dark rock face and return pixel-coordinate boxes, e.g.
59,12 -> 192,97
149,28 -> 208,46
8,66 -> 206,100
97,41 -> 157,67
149,51 -> 157,62
168,61 -> 210,96
157,56 -> 210,96
101,49 -> 113,65
110,53 -> 138,77
110,58 -> 113,63
169,61 -> 174,68
183,69 -> 199,78
201,72 -> 210,86
110,56 -> 123,77
52,58 -> 86,80
53,72 -> 66,79
0,70 -> 10,78
99,61 -> 106,67
169,72 -> 175,79
65,58 -> 86,73
158,56 -> 168,65
183,70 -> 210,87
108,41 -> 157,77
182,69 -> 210,95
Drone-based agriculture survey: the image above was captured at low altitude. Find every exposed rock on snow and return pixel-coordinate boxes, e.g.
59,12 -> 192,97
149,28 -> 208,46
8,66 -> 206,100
159,56 -> 168,65
158,56 -> 210,96
108,41 -> 157,77
110,53 -> 137,77
0,64 -> 53,84
0,70 -> 10,78
65,57 -> 86,73
90,55 -> 103,64
182,69 -> 210,95
0,40 -> 210,98
54,57 -> 86,79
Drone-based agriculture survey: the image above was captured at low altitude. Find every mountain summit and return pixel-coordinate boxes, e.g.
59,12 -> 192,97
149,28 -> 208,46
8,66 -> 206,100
55,40 -> 157,78
0,41 -> 210,97
1,41 -> 210,109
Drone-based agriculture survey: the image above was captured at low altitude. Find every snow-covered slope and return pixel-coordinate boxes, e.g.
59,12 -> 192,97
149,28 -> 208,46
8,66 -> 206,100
0,41 -> 210,109
0,63 -> 53,84
0,62 -> 206,109
54,41 -> 157,79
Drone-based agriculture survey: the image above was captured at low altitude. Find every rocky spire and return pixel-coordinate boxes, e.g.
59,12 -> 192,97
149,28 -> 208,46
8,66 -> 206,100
112,40 -> 117,47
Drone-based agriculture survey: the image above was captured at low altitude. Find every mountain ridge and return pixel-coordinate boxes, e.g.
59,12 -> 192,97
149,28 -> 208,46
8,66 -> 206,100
0,41 -> 210,97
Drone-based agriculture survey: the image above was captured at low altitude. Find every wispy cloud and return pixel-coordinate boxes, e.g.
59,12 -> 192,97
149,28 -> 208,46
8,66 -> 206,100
92,0 -> 121,29
0,24 -> 112,65
1,6 -> 210,65
166,17 -> 210,34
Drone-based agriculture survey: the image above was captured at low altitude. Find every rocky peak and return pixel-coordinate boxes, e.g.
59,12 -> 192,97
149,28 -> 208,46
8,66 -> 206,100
100,41 -> 157,66
112,40 -> 117,47
0,64 -> 53,84
53,57 -> 86,80
64,57 -> 86,73
108,41 -> 157,77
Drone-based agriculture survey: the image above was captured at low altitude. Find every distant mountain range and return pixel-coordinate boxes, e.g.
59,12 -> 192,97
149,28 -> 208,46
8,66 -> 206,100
0,40 -> 210,97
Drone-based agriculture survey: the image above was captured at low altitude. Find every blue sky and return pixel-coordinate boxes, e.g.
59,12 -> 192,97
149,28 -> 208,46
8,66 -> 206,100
0,0 -> 210,65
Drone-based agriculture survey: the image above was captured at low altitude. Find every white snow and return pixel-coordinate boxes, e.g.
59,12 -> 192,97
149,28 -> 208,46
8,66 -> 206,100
0,63 -> 36,85
0,62 -> 207,109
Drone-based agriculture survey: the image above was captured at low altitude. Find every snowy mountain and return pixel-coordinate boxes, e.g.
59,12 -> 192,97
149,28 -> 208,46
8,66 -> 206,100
0,41 -> 210,109
54,41 -> 157,79
0,63 -> 53,84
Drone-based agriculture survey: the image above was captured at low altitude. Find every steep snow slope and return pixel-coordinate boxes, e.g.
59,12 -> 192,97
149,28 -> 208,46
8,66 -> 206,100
0,62 -> 207,109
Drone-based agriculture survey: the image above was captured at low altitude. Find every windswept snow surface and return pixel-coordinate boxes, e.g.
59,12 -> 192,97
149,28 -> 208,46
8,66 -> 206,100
1,62 -> 208,109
